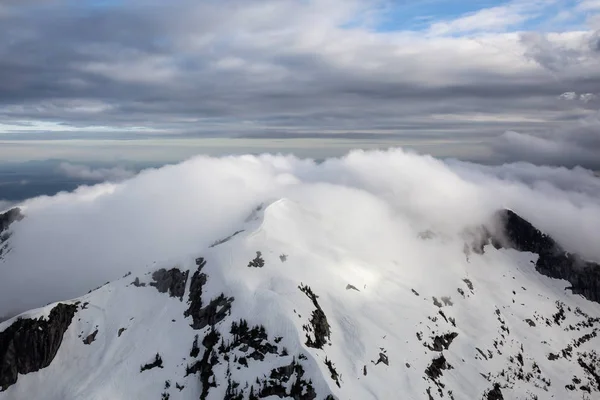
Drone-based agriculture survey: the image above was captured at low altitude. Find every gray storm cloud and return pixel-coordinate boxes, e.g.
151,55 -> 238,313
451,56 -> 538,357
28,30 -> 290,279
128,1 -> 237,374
0,0 -> 599,168
1,149 -> 599,317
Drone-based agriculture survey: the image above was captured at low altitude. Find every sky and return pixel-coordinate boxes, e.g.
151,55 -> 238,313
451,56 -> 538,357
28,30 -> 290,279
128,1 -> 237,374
0,0 -> 599,167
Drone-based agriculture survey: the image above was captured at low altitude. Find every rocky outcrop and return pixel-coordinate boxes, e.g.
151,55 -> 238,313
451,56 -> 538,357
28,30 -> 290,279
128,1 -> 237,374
0,303 -> 77,391
184,257 -> 234,330
299,284 -> 331,350
150,268 -> 189,301
0,208 -> 23,259
0,208 -> 22,236
427,332 -> 459,352
484,383 -> 504,400
494,209 -> 600,303
247,251 -> 265,268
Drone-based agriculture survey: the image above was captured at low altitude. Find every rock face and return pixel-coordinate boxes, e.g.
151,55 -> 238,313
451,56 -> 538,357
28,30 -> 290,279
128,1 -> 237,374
299,284 -> 331,350
495,209 -> 600,303
0,208 -> 23,259
0,303 -> 77,391
184,258 -> 234,330
0,208 -> 22,236
150,268 -> 189,301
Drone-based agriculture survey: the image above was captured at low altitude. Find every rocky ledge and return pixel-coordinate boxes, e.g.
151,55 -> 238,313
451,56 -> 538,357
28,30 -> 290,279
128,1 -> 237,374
0,303 -> 77,391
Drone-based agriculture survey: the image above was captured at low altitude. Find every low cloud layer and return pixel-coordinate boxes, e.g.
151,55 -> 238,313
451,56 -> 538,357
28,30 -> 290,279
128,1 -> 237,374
58,162 -> 136,182
1,150 -> 599,317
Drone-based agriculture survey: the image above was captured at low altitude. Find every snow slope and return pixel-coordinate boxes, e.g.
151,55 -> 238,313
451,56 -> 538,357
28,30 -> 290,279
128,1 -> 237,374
1,198 -> 600,400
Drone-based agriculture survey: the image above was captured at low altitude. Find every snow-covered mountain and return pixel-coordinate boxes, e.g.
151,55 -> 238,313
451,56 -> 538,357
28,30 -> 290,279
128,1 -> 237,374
1,197 -> 599,400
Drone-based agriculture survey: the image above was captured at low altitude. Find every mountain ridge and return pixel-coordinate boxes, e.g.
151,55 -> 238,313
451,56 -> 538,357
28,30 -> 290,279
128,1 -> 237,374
1,205 -> 599,399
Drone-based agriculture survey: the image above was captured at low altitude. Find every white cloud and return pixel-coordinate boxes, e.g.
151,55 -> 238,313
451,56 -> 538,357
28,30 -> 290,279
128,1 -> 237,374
560,91 -> 578,100
578,0 -> 600,11
57,162 -> 136,181
492,130 -> 600,169
559,91 -> 598,102
1,149 -> 599,316
580,93 -> 598,102
427,1 -> 547,36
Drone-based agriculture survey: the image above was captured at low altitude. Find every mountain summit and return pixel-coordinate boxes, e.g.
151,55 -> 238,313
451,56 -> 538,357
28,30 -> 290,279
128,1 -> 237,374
1,202 -> 599,399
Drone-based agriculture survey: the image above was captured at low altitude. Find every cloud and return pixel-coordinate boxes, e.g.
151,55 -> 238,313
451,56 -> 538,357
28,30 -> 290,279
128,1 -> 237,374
0,0 -> 598,168
560,91 -> 598,102
427,0 -> 544,36
1,149 -> 599,317
57,162 -> 136,181
490,106 -> 600,169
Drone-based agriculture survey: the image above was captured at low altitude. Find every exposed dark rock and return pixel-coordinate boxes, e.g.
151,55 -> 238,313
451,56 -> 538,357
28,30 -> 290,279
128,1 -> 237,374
186,327 -> 220,400
427,332 -> 459,352
226,320 -> 278,362
184,258 -> 208,318
118,328 -> 126,337
412,289 -> 420,296
188,293 -> 234,331
140,353 -> 163,372
432,297 -> 443,308
525,319 -> 536,327
484,383 -> 504,400
324,357 -> 341,387
441,297 -> 453,306
279,254 -> 288,262
375,352 -> 389,366
0,208 -> 23,259
209,230 -> 245,248
257,359 -> 318,400
0,303 -> 77,391
83,329 -> 98,345
247,251 -> 265,268
463,279 -> 474,291
190,334 -> 200,358
131,277 -> 146,287
425,354 -> 453,381
476,348 -> 488,360
299,284 -> 331,349
345,284 -> 360,292
493,209 -> 600,303
184,258 -> 233,330
0,208 -> 23,235
150,268 -> 189,300
577,351 -> 600,391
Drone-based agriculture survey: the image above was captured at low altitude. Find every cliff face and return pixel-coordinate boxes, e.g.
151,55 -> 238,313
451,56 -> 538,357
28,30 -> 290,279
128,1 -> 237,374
0,208 -> 22,236
0,208 -> 23,261
495,209 -> 600,303
0,303 -> 78,391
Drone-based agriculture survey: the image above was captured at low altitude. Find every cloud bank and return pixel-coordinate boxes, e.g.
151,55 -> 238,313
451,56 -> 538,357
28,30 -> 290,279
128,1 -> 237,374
1,149 -> 599,317
57,162 -> 136,181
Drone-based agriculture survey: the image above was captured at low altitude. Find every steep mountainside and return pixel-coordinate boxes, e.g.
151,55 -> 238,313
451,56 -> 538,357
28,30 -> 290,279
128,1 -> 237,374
1,201 -> 599,400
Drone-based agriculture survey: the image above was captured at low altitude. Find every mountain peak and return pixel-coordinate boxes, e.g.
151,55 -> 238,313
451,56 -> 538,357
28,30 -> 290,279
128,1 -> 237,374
1,208 -> 600,399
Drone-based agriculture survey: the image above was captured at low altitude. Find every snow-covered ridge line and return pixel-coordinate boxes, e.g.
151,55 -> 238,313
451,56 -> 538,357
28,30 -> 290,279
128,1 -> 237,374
1,206 -> 600,399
